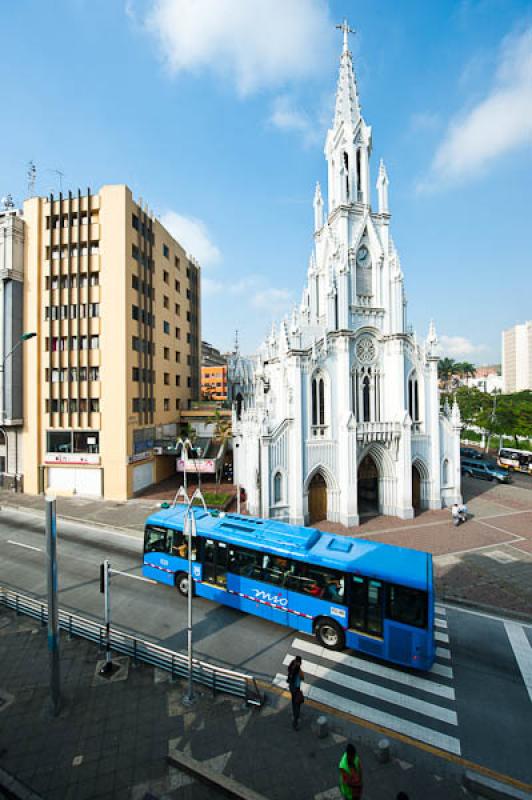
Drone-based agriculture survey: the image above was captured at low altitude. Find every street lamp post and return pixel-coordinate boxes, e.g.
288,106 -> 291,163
172,485 -> 208,706
0,332 -> 36,482
175,436 -> 192,496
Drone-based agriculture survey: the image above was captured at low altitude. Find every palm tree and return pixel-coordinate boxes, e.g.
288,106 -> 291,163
438,358 -> 456,390
461,362 -> 476,380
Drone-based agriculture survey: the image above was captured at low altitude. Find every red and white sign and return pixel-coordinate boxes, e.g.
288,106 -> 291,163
45,452 -> 100,466
177,458 -> 216,474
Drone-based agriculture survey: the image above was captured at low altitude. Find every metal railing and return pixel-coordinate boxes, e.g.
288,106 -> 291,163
0,586 -> 263,707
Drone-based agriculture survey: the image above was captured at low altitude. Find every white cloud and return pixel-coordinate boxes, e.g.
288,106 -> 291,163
143,0 -> 333,95
269,94 -> 321,146
425,25 -> 532,186
409,111 -> 440,132
439,335 -> 487,359
160,210 -> 221,267
251,287 -> 294,314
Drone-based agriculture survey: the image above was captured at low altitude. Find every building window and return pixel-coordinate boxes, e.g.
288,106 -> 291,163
163,295 -> 169,309
132,274 -> 139,290
164,372 -> 170,385
163,320 -> 170,334
133,367 -> 139,381
175,255 -> 180,269
442,458 -> 449,486
164,347 -> 170,360
362,376 -> 370,421
163,244 -> 169,259
175,303 -> 180,315
132,213 -> 139,230
163,270 -> 169,284
311,373 -> 326,428
164,398 -> 170,411
90,335 -> 99,349
175,279 -> 180,292
175,375 -> 181,386
46,431 -> 72,452
175,351 -> 181,363
175,399 -> 180,410
89,303 -> 99,317
186,333 -> 191,344
176,328 -> 181,339
132,243 -> 139,261
187,376 -> 191,388
132,305 -> 139,321
274,472 -> 282,504
89,399 -> 100,412
408,372 -> 420,423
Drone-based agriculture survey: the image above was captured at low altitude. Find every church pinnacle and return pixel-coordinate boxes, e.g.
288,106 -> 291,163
333,20 -> 361,131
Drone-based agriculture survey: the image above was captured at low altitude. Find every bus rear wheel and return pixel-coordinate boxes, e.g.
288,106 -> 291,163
175,572 -> 192,597
315,619 -> 345,650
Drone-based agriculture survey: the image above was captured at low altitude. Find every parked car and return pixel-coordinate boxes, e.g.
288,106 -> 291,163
460,447 -> 484,460
461,457 -> 511,483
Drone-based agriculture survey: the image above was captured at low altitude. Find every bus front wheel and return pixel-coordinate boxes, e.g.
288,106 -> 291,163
175,572 -> 193,597
315,619 -> 345,650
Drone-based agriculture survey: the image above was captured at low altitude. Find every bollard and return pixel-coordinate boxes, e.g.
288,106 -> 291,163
376,738 -> 390,764
316,715 -> 329,739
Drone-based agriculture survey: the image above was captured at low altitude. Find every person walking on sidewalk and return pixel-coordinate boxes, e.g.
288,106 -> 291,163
287,655 -> 304,730
339,743 -> 363,799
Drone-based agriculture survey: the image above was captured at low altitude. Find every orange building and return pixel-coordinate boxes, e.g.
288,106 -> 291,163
201,365 -> 228,401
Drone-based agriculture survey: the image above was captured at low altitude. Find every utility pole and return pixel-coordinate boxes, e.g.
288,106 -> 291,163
99,559 -> 113,675
45,496 -> 61,715
183,509 -> 196,706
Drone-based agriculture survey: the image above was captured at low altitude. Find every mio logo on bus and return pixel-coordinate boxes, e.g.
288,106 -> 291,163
252,588 -> 288,607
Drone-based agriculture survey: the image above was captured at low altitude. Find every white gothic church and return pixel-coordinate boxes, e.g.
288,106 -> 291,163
232,25 -> 462,527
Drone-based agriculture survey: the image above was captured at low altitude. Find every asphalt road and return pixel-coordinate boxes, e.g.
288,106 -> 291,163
1,508 -> 531,786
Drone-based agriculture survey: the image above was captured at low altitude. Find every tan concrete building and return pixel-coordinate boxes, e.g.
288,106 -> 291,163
22,184 -> 201,499
502,321 -> 532,393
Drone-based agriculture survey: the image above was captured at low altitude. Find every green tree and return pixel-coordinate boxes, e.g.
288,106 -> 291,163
209,409 -> 232,492
438,358 -> 456,389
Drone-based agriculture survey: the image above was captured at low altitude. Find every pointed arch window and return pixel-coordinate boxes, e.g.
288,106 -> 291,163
273,471 -> 282,504
343,151 -> 349,200
408,372 -> 420,426
356,149 -> 362,200
311,373 -> 327,434
362,375 -> 371,422
442,458 -> 449,486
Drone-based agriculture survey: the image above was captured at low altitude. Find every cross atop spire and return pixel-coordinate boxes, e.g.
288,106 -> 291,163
336,19 -> 356,54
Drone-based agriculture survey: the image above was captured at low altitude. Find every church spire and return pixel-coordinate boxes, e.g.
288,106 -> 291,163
333,20 -> 360,131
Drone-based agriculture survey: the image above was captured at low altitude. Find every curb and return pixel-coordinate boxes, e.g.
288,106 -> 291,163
464,770 -> 532,800
167,751 -> 269,800
441,594 -> 532,624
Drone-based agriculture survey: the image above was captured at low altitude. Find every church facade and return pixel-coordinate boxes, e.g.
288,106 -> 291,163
233,27 -> 462,527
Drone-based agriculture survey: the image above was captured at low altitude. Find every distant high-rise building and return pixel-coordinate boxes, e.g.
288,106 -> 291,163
0,205 -> 26,488
22,185 -> 201,499
502,322 -> 532,393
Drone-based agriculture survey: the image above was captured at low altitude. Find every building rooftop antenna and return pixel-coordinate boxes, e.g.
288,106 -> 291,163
27,161 -> 37,198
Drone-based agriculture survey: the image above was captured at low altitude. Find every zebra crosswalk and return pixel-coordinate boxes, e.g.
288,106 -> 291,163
273,606 -> 461,755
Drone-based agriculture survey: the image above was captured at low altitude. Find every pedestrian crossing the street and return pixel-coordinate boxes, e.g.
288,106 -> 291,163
273,606 -> 461,755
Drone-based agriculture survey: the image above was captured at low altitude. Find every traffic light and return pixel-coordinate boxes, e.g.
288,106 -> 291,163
99,563 -> 105,594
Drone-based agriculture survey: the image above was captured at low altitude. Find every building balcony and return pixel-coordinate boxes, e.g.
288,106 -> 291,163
356,421 -> 401,445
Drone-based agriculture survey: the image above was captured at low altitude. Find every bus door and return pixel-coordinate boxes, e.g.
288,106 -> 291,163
348,576 -> 383,638
202,539 -> 228,589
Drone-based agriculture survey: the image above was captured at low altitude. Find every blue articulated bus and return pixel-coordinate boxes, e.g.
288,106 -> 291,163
142,507 -> 436,671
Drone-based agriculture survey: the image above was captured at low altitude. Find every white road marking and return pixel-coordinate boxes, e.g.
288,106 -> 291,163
504,622 -> 532,703
436,647 -> 451,660
280,656 -> 457,725
430,662 -> 453,679
435,605 -> 446,615
435,631 -> 449,644
290,638 -> 455,699
7,540 -> 42,553
435,618 -> 448,629
273,677 -> 461,755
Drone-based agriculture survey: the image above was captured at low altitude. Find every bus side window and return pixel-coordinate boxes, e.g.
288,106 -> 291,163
387,585 -> 427,628
169,530 -> 192,559
145,526 -> 168,553
349,576 -> 366,629
228,547 -> 259,578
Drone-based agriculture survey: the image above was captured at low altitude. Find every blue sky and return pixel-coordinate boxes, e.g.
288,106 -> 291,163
2,0 -> 532,363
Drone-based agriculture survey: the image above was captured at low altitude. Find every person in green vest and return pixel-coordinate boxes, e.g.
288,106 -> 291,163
339,743 -> 363,799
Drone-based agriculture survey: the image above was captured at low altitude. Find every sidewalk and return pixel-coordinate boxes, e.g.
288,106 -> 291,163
0,606 -> 477,800
2,474 -> 531,618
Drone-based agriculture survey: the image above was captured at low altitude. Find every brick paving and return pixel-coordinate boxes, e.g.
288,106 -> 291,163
0,608 -> 473,800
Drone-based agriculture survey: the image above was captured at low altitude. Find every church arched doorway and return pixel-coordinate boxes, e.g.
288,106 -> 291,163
357,454 -> 379,515
308,473 -> 327,524
412,464 -> 421,513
